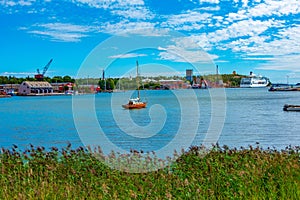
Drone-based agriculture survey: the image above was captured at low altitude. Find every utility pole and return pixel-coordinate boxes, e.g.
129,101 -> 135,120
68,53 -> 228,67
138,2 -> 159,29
216,65 -> 219,86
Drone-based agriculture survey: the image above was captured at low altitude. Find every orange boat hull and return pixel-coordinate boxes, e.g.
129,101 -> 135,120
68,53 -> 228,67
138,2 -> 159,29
122,102 -> 147,109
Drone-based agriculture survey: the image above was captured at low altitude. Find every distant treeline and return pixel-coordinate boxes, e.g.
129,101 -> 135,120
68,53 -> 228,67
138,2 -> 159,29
220,74 -> 245,87
0,75 -> 75,84
0,74 -> 245,88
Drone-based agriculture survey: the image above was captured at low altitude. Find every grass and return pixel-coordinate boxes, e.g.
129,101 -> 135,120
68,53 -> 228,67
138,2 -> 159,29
0,144 -> 299,199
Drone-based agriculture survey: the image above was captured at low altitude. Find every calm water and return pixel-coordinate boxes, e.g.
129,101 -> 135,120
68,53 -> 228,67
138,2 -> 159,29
0,88 -> 299,152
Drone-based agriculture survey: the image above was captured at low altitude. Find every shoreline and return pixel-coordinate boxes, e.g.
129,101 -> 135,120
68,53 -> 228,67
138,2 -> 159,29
0,95 -> 11,98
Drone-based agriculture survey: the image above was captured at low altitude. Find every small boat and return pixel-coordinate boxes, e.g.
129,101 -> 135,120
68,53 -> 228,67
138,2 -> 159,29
283,104 -> 300,111
0,91 -> 11,98
122,61 -> 147,109
240,72 -> 269,88
122,97 -> 147,109
269,83 -> 300,92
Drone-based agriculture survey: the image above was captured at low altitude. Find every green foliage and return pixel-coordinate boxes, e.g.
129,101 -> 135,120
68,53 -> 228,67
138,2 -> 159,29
76,78 -> 98,86
63,75 -> 74,83
106,78 -> 115,90
51,76 -> 75,83
0,76 -> 28,84
0,145 -> 299,199
98,78 -> 115,90
0,76 -> 75,84
142,82 -> 161,90
114,78 -> 140,90
0,74 -> 245,88
221,74 -> 243,87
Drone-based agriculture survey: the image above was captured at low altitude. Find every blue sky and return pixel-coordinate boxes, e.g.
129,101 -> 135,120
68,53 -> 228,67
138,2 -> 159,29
0,0 -> 300,83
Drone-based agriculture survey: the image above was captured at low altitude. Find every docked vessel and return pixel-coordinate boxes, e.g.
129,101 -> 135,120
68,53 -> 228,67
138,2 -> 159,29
240,72 -> 269,88
269,83 -> 300,92
283,104 -> 300,111
0,91 -> 11,98
122,61 -> 147,109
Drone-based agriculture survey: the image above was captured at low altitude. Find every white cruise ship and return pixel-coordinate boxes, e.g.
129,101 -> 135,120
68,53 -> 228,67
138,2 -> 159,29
240,72 -> 269,88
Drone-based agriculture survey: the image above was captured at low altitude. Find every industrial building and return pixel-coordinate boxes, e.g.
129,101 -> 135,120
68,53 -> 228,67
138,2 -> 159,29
186,69 -> 193,82
18,81 -> 53,95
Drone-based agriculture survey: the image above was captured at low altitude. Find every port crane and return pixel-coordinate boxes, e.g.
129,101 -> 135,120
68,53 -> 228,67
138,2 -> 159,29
35,59 -> 53,80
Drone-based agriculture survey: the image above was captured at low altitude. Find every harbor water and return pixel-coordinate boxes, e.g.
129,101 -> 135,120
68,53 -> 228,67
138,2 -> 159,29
0,88 -> 299,152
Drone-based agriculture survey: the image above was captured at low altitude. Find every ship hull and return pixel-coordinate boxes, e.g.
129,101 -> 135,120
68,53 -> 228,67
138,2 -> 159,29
122,102 -> 147,109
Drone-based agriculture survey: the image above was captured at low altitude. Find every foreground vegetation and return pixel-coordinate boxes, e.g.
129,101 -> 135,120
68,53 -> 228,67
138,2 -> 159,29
0,144 -> 299,199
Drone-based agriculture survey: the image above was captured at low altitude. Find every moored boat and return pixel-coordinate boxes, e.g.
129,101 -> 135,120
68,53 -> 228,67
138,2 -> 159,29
240,72 -> 269,88
0,91 -> 11,98
122,97 -> 147,109
283,104 -> 300,111
122,61 -> 147,109
269,83 -> 300,92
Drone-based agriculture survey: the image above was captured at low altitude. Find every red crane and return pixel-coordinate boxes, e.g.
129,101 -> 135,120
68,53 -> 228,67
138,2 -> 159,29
35,59 -> 53,81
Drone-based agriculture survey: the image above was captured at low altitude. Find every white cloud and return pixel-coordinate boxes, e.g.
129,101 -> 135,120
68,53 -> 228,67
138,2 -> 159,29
111,7 -> 154,20
207,19 -> 276,44
172,35 -> 212,51
256,54 -> 300,72
242,57 -> 275,61
40,23 -> 93,33
0,0 -> 36,7
198,6 -> 220,11
209,23 -> 300,71
247,0 -> 300,18
237,25 -> 300,57
212,16 -> 224,22
1,72 -> 36,76
225,34 -> 271,53
199,0 -> 219,4
109,53 -> 147,59
73,0 -> 154,20
100,20 -> 157,35
158,34 -> 214,62
158,45 -> 218,63
167,11 -> 212,24
73,0 -> 144,8
25,23 -> 95,42
229,24 -> 300,72
29,30 -> 87,42
226,10 -> 248,22
162,11 -> 212,31
241,0 -> 249,7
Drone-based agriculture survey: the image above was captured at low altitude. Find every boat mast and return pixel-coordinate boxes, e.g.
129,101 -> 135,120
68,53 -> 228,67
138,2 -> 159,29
136,60 -> 140,99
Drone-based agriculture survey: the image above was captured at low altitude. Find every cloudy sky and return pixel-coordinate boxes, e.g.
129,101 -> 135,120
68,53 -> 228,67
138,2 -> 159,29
0,0 -> 299,83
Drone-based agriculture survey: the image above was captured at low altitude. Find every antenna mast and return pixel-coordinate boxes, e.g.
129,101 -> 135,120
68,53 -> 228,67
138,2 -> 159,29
136,60 -> 140,99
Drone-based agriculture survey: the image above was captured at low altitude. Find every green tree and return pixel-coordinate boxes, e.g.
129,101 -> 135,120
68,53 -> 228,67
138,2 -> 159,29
98,79 -> 105,90
63,85 -> 69,91
63,75 -> 73,83
106,78 -> 115,90
51,76 -> 63,83
26,76 -> 35,82
43,76 -> 51,83
0,76 -> 9,84
98,78 -> 115,90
